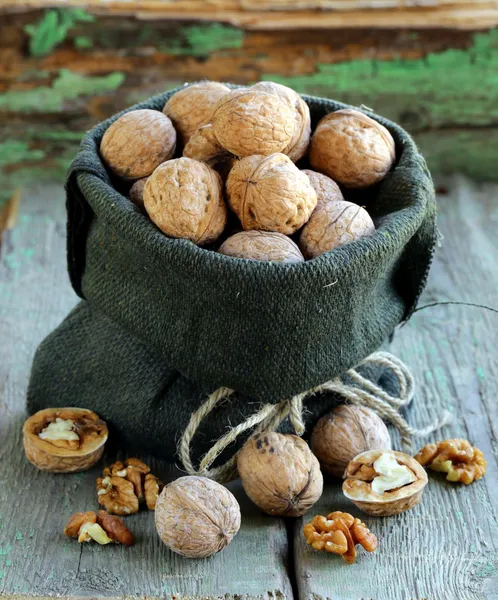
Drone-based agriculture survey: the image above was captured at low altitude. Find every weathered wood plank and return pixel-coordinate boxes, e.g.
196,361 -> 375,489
294,175 -> 498,599
0,183 -> 293,599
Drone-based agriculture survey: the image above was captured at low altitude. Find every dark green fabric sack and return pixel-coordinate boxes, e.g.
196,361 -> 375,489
27,86 -> 436,468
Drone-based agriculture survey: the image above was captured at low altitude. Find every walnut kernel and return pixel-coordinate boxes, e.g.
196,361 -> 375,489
415,439 -> 487,484
144,474 -> 164,510
144,157 -> 227,245
237,432 -> 323,517
226,153 -> 317,235
97,475 -> 139,516
309,109 -> 395,188
64,510 -> 134,546
155,476 -> 241,558
100,109 -> 176,180
218,231 -> 304,263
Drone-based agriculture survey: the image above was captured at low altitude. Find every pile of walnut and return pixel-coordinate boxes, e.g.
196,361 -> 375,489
100,81 -> 397,263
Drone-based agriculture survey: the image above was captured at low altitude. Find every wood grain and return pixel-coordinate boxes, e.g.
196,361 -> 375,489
294,176 -> 498,599
0,183 -> 293,599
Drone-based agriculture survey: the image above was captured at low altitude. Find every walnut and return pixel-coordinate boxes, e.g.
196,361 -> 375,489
299,200 -> 375,259
343,450 -> 428,516
252,81 -> 311,162
64,510 -> 134,546
163,82 -> 230,146
129,178 -> 148,211
303,510 -> 378,563
226,153 -> 317,235
155,476 -> 241,559
311,405 -> 391,478
237,432 -> 323,517
144,157 -> 227,245
414,439 -> 487,485
301,169 -> 344,210
97,475 -> 139,516
211,89 -> 295,157
100,109 -> 176,180
23,408 -> 108,473
309,109 -> 395,188
144,474 -> 164,510
218,231 -> 304,263
183,124 -> 234,175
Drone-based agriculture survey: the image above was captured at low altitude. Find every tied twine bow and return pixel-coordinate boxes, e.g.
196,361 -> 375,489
178,351 -> 451,483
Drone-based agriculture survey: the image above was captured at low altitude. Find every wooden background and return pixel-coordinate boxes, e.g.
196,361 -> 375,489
1,0 -> 498,212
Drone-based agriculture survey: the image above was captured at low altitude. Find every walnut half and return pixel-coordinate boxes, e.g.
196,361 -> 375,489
342,450 -> 428,516
64,510 -> 134,546
23,408 -> 108,473
415,439 -> 487,485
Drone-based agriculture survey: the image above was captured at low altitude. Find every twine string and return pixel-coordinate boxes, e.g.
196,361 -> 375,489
178,351 -> 451,483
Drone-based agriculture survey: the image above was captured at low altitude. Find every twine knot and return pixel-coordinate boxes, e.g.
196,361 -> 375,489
178,351 -> 451,483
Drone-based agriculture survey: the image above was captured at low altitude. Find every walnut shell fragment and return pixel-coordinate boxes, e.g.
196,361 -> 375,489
144,157 -> 227,245
300,200 -> 375,259
23,408 -> 108,473
301,169 -> 344,210
343,450 -> 428,516
212,89 -> 295,157
237,433 -> 323,517
226,153 -> 317,235
311,405 -> 391,478
155,476 -> 241,558
218,231 -> 304,263
100,109 -> 176,180
252,81 -> 311,162
163,82 -> 230,146
309,109 -> 395,188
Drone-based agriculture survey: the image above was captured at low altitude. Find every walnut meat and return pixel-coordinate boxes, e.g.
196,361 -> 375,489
144,157 -> 227,245
100,109 -> 176,180
144,474 -> 164,510
163,82 -> 230,146
218,231 -> 304,263
343,450 -> 428,516
23,408 -> 108,473
301,169 -> 344,210
97,475 -> 139,516
311,405 -> 391,478
155,476 -> 241,558
309,109 -> 395,188
237,433 -> 323,517
252,81 -> 311,162
300,200 -> 375,259
303,511 -> 378,563
415,439 -> 487,484
226,154 -> 317,235
211,89 -> 295,157
64,510 -> 134,546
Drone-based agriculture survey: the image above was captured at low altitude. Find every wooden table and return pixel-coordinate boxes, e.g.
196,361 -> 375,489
0,176 -> 497,599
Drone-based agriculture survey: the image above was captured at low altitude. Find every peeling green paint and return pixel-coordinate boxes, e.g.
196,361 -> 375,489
24,8 -> 95,57
162,23 -> 244,57
14,531 -> 23,542
0,69 -> 125,113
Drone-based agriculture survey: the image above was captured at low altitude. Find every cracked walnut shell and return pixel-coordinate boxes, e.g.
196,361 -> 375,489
309,109 -> 395,188
415,439 -> 487,484
237,432 -> 323,517
311,405 -> 391,478
252,81 -> 311,162
303,511 -> 377,563
100,109 -> 176,180
218,231 -> 304,263
23,408 -> 108,473
301,170 -> 344,210
144,157 -> 227,245
211,89 -> 295,157
226,153 -> 317,235
343,450 -> 428,516
300,200 -> 375,259
155,476 -> 241,558
163,82 -> 230,146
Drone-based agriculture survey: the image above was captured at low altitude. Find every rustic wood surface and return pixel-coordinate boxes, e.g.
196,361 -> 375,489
0,177 -> 496,599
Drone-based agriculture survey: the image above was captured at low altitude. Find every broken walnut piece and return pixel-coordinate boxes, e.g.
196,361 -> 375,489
303,511 -> 378,564
97,511 -> 135,547
144,473 -> 164,510
343,450 -> 428,516
64,510 -> 134,546
64,511 -> 97,539
415,439 -> 487,485
23,408 -> 108,473
97,475 -> 139,516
